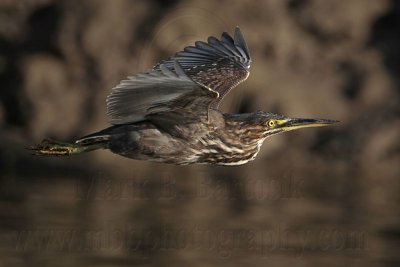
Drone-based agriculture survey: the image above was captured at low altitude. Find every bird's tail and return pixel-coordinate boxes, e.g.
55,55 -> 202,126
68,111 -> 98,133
28,136 -> 109,157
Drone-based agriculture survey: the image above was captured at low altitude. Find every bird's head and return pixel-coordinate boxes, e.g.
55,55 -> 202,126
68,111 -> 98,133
226,112 -> 338,142
253,112 -> 338,138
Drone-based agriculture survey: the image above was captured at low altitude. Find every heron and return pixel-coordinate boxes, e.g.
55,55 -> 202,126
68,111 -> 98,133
29,27 -> 337,165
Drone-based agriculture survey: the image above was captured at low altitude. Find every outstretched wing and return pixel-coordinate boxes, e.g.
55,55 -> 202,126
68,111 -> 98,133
153,27 -> 251,108
107,62 -> 218,125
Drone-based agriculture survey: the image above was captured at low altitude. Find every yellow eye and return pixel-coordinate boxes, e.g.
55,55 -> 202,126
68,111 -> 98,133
267,120 -> 276,128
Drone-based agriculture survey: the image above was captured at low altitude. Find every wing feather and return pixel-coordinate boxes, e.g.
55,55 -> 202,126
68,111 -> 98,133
107,62 -> 218,125
153,27 -> 251,107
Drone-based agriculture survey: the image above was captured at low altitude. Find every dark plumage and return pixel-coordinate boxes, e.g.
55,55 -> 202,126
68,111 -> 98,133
29,27 -> 337,165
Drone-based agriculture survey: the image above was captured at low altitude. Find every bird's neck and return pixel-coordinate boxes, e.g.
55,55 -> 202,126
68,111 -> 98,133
222,113 -> 268,145
189,112 -> 267,165
193,112 -> 267,165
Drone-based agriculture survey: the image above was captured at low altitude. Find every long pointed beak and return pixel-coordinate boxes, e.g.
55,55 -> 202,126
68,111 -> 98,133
277,118 -> 339,131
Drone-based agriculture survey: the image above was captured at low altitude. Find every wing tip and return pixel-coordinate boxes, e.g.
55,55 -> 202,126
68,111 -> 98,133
233,26 -> 251,60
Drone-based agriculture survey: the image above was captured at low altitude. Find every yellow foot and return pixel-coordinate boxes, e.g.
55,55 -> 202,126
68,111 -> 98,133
27,139 -> 77,156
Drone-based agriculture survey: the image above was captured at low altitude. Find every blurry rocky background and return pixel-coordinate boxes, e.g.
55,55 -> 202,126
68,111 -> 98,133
0,0 -> 399,266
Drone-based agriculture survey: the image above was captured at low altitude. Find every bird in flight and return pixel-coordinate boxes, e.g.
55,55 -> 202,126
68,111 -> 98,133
30,27 -> 337,165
